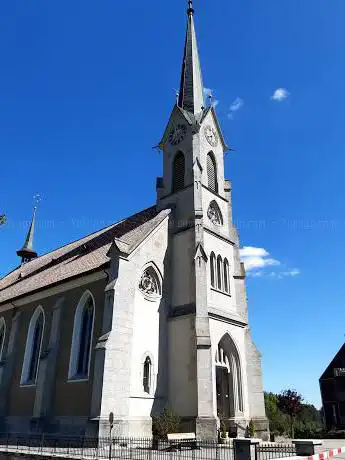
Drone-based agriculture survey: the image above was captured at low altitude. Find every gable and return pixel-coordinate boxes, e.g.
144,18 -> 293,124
159,105 -> 194,149
0,206 -> 170,307
320,342 -> 345,380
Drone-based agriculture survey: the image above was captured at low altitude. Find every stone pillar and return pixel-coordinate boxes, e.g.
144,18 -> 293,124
33,298 -> 63,426
0,310 -> 22,426
97,259 -> 136,437
88,289 -> 114,436
193,149 -> 217,439
234,438 -> 260,460
293,440 -> 323,456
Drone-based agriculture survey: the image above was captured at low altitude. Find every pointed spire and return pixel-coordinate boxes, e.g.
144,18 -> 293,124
178,0 -> 205,114
17,207 -> 38,265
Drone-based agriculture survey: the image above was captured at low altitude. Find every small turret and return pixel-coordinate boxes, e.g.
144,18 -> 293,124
17,207 -> 38,265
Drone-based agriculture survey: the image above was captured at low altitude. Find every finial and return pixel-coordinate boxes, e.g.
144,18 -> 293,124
187,0 -> 194,15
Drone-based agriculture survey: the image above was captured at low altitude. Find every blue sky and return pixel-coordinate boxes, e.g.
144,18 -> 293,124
1,0 -> 345,408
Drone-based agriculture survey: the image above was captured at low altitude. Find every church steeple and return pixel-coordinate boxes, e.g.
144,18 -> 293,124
17,207 -> 38,265
178,0 -> 205,114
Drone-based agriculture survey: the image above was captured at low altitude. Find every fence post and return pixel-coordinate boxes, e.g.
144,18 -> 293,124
234,438 -> 260,460
292,440 -> 323,456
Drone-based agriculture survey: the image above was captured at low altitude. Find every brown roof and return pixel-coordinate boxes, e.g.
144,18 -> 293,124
0,206 -> 170,306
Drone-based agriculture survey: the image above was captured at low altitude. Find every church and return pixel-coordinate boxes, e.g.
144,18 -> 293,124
0,0 -> 268,439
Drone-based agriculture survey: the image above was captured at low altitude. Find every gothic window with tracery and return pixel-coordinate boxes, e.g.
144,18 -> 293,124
210,253 -> 231,295
207,200 -> 223,226
139,266 -> 161,298
172,151 -> 185,193
207,153 -> 218,193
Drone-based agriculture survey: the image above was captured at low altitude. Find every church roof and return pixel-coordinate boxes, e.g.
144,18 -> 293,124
320,342 -> 345,380
0,206 -> 170,306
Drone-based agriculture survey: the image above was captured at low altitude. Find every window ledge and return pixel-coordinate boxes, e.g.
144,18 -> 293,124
211,287 -> 231,298
67,376 -> 89,383
130,393 -> 157,400
20,382 -> 36,388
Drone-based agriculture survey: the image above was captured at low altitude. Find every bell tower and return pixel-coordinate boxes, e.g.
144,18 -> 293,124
156,0 -> 268,439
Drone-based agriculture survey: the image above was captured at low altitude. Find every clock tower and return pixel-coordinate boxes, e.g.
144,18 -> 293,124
156,0 -> 268,439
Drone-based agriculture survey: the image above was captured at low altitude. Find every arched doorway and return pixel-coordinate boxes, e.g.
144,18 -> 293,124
215,334 -> 243,419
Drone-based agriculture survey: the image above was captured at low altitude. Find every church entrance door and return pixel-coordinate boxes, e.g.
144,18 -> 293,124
215,334 -> 244,420
216,366 -> 230,418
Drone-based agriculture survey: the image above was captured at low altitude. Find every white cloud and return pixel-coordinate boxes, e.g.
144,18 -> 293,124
240,246 -> 268,258
204,87 -> 219,107
230,97 -> 244,112
240,246 -> 279,271
241,246 -> 300,280
228,97 -> 244,119
267,269 -> 301,279
285,268 -> 300,277
271,88 -> 290,102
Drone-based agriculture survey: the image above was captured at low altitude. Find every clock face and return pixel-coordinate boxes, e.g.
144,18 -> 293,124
169,124 -> 187,146
204,125 -> 218,147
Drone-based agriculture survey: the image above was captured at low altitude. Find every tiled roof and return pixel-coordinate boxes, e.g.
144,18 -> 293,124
0,206 -> 170,306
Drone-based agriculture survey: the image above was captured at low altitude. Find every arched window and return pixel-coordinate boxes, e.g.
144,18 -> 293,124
69,291 -> 95,380
210,253 -> 216,288
224,259 -> 230,294
217,255 -> 223,290
0,318 -> 6,361
207,200 -> 223,226
207,153 -> 218,193
143,356 -> 152,394
172,151 -> 185,193
21,306 -> 44,385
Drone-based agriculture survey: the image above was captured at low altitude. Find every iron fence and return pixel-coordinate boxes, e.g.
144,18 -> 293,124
0,434 -> 235,460
255,443 -> 296,460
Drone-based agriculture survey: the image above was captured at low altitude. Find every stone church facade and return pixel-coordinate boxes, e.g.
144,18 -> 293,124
0,1 -> 268,439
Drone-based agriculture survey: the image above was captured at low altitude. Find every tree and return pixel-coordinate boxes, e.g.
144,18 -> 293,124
277,389 -> 303,439
265,391 -> 323,439
265,392 -> 289,435
0,214 -> 6,225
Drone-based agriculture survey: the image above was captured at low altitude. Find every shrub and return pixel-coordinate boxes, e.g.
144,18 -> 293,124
152,408 -> 181,440
247,419 -> 256,438
220,420 -> 227,438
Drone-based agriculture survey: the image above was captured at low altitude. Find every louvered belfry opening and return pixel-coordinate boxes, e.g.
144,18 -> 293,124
207,153 -> 218,193
172,151 -> 185,193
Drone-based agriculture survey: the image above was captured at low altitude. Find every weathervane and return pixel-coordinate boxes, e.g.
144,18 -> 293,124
187,0 -> 194,14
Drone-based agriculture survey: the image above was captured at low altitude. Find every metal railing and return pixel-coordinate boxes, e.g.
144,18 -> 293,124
255,443 -> 296,460
0,434 -> 235,460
